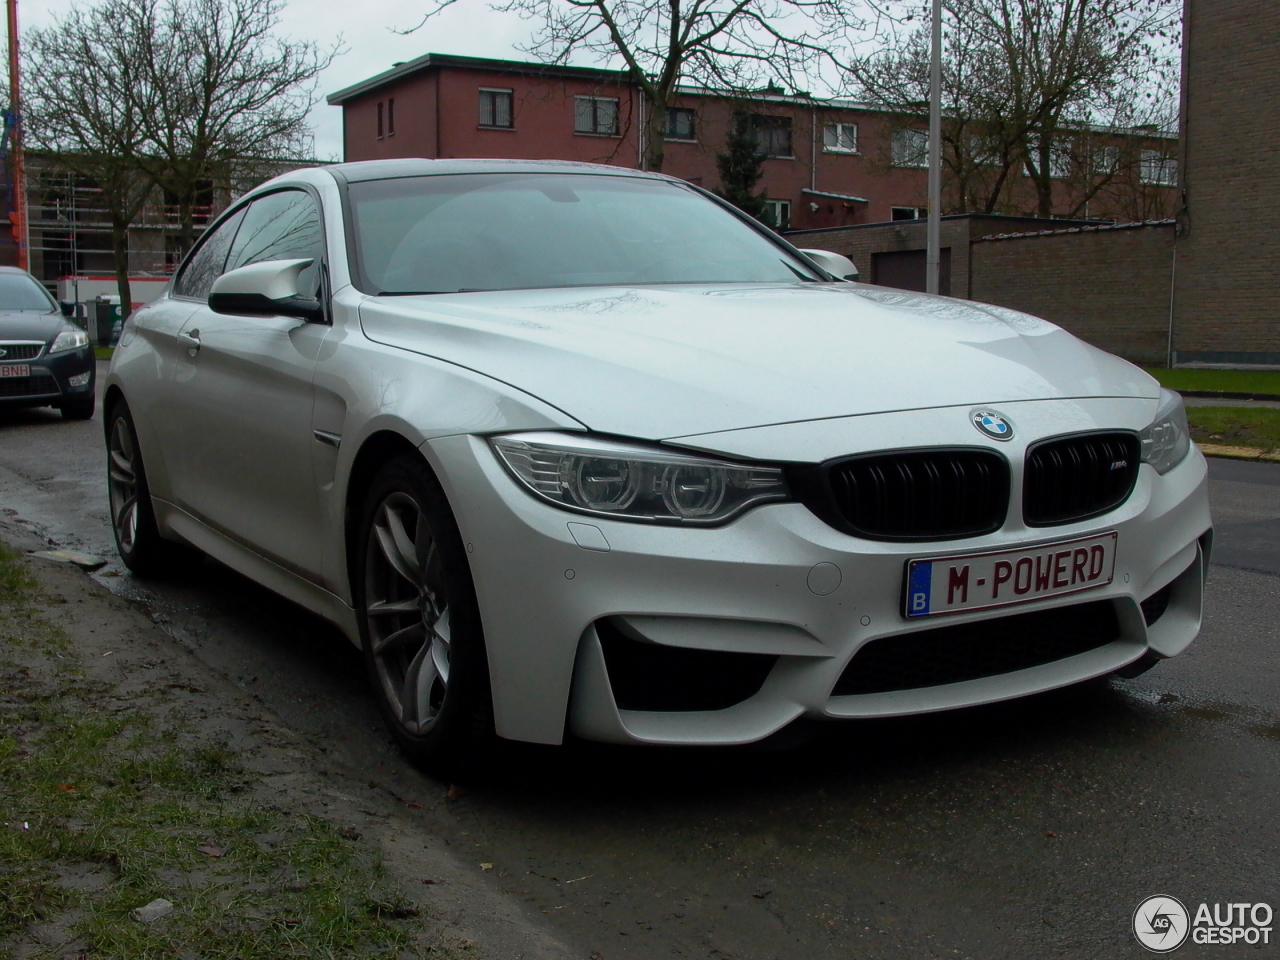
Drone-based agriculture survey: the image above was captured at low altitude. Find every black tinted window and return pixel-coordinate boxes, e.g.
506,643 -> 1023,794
174,207 -> 246,300
226,190 -> 323,297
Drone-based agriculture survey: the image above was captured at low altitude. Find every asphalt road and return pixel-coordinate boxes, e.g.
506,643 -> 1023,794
1,366 -> 1277,960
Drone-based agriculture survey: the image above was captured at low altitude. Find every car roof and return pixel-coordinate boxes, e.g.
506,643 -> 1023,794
325,158 -> 676,184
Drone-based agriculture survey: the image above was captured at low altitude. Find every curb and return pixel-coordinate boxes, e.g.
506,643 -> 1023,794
1197,442 -> 1280,463
1179,390 -> 1280,402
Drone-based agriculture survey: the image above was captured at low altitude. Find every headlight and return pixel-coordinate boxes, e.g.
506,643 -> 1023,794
1139,388 -> 1191,475
49,329 -> 89,353
489,432 -> 790,525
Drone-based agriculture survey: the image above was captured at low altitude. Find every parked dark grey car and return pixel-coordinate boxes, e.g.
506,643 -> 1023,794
0,267 -> 96,420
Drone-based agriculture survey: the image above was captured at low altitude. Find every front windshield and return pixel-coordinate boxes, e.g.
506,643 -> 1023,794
347,173 -> 820,294
0,274 -> 56,311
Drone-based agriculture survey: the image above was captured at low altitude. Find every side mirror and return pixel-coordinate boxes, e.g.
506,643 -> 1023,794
208,258 -> 324,323
59,299 -> 76,318
798,248 -> 859,282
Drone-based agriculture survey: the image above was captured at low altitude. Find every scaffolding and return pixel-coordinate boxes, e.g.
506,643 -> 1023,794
28,166 -> 217,287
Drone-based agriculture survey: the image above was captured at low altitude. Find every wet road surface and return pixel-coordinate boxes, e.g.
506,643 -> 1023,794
1,367 -> 1277,959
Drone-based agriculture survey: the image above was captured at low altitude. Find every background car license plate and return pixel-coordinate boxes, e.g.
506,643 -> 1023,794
0,363 -> 30,378
904,532 -> 1117,618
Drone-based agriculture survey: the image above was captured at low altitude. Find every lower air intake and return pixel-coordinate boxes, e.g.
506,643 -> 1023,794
832,600 -> 1120,696
595,618 -> 777,712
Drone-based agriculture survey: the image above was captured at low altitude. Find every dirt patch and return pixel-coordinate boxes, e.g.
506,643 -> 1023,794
0,540 -> 572,960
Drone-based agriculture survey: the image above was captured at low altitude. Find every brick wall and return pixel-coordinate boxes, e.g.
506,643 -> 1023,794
970,222 -> 1175,365
1173,0 -> 1280,364
789,214 -> 1094,300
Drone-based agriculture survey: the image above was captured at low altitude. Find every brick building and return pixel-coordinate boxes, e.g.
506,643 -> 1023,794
1172,0 -> 1280,365
326,53 -> 1177,231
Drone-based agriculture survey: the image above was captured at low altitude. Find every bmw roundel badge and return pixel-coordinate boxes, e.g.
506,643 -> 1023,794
972,410 -> 1014,441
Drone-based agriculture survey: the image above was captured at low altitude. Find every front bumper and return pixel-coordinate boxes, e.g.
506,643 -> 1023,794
0,346 -> 95,407
427,398 -> 1211,747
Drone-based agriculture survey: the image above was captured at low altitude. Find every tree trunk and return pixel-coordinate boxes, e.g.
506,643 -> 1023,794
111,219 -> 134,323
644,98 -> 668,172
1035,137 -> 1054,217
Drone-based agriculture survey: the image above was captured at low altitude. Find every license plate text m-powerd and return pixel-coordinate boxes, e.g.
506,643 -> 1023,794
905,532 -> 1117,618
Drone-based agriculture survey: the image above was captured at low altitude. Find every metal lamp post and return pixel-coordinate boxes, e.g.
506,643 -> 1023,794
925,0 -> 942,295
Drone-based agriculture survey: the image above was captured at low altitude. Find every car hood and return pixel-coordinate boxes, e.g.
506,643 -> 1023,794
0,310 -> 64,343
358,283 -> 1159,440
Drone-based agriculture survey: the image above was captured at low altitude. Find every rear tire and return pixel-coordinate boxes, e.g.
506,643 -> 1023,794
354,454 -> 494,775
61,396 -> 96,420
106,398 -> 199,577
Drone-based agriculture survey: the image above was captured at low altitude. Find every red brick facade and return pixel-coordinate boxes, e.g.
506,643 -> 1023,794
327,54 -> 1175,232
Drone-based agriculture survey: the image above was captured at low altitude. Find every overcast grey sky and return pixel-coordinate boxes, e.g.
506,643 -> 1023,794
22,0 -> 540,160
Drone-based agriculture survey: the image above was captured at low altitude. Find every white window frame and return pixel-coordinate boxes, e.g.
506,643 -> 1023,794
823,122 -> 858,154
1140,150 -> 1177,186
574,96 -> 620,136
890,206 -> 926,221
478,88 -> 514,129
665,107 -> 697,142
1094,145 -> 1120,176
891,129 -> 929,168
752,114 -> 793,159
764,199 -> 791,230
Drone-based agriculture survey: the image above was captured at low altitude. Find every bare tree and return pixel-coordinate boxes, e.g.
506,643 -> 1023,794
853,0 -> 1179,217
135,0 -> 339,253
410,0 -> 863,172
25,0 -> 161,315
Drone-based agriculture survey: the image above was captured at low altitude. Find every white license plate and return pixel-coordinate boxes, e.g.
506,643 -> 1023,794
904,532 -> 1117,618
0,363 -> 30,378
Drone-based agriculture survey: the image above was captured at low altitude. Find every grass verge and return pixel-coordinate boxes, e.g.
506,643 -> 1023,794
1186,406 -> 1280,453
1145,367 -> 1280,397
93,346 -> 114,362
0,543 -> 435,959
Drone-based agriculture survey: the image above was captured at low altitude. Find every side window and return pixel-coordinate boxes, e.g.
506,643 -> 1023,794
173,206 -> 246,300
225,190 -> 324,298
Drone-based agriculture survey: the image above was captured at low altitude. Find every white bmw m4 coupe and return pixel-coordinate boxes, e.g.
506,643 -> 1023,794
105,159 -> 1212,770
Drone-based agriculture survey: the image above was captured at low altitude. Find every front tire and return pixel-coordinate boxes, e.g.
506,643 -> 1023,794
355,454 -> 493,774
61,395 -> 96,420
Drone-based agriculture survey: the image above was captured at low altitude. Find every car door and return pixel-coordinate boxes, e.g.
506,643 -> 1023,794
167,188 -> 331,582
134,206 -> 247,499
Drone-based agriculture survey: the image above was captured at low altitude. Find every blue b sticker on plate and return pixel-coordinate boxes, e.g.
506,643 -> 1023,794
906,561 -> 933,616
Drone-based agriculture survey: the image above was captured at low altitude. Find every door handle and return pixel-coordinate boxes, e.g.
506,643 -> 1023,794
177,329 -> 201,356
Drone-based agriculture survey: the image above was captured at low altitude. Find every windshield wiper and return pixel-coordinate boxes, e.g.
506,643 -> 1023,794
377,288 -> 492,296
781,261 -> 820,282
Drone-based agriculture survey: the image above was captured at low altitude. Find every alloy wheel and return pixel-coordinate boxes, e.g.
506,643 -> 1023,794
364,491 -> 451,735
108,416 -> 140,554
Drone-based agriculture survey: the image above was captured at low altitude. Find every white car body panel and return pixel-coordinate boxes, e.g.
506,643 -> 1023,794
359,284 -> 1156,440
105,159 -> 1212,749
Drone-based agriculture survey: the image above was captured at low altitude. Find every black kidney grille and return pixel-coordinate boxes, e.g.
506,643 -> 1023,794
1024,432 -> 1140,526
832,599 -> 1120,696
801,449 -> 1010,541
